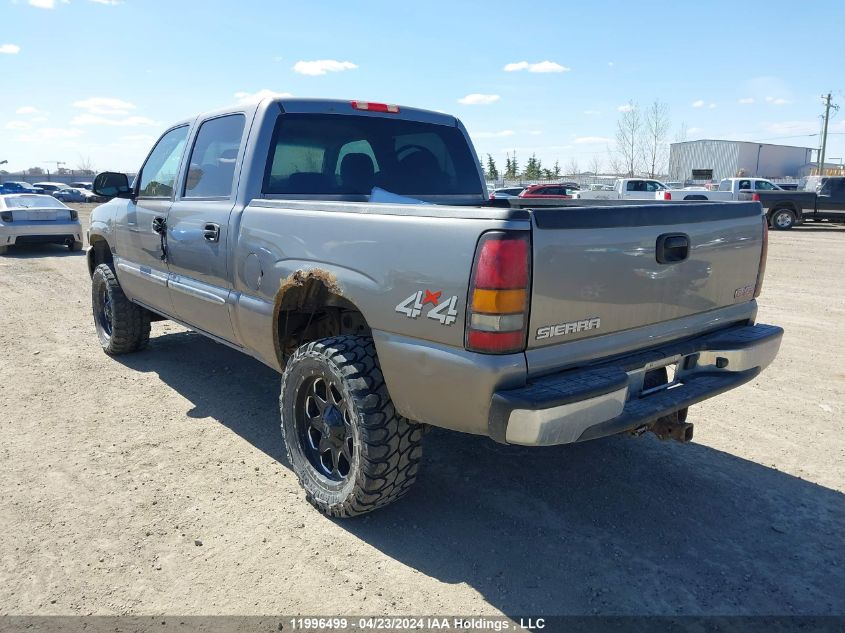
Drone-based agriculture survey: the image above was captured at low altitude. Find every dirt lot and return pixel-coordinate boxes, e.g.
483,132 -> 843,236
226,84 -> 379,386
1,203 -> 843,616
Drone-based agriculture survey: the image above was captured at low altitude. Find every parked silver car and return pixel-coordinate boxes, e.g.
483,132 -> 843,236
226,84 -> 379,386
0,194 -> 83,254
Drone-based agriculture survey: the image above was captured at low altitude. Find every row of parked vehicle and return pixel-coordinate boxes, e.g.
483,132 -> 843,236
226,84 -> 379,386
489,176 -> 845,229
0,180 -> 105,202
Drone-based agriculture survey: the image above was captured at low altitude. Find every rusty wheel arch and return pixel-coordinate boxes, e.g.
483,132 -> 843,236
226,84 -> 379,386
272,269 -> 371,366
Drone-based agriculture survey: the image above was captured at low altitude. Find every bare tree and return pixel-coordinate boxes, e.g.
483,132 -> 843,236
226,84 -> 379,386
588,154 -> 603,176
76,155 -> 96,175
565,157 -> 580,176
606,146 -> 623,175
615,100 -> 641,176
642,99 -> 671,178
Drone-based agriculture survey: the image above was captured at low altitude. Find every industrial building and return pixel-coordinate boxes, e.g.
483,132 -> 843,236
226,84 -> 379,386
668,139 -> 813,182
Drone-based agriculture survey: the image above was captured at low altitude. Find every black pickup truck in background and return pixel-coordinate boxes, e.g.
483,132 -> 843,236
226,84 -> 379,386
739,176 -> 845,230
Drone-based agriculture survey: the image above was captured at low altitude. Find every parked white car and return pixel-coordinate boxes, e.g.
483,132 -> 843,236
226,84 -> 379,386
573,178 -> 668,200
658,177 -> 783,201
0,194 -> 83,254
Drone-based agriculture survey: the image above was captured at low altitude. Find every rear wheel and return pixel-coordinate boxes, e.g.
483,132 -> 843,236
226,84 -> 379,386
770,208 -> 795,230
280,335 -> 425,517
91,263 -> 151,355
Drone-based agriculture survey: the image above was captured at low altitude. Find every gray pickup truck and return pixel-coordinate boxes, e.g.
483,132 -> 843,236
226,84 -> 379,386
87,97 -> 783,517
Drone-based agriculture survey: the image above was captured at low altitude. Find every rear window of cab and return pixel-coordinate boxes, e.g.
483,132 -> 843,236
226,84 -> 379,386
263,114 -> 482,196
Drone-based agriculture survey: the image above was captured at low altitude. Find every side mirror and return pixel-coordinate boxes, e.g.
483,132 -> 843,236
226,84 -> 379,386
93,171 -> 133,199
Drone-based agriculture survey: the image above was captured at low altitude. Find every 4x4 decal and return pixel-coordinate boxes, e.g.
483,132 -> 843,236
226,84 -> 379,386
395,290 -> 459,325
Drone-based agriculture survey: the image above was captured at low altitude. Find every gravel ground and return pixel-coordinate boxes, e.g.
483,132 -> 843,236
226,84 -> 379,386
1,203 -> 843,616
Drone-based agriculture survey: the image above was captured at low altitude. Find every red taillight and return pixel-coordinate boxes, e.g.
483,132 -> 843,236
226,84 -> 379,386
465,232 -> 531,354
754,216 -> 768,298
474,236 -> 529,288
351,101 -> 399,113
751,192 -> 761,202
663,191 -> 672,200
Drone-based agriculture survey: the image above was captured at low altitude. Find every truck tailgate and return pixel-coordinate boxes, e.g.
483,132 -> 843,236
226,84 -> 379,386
527,202 -> 764,355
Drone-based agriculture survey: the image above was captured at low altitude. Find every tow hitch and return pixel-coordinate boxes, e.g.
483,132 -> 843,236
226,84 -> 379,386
631,408 -> 694,443
649,409 -> 693,442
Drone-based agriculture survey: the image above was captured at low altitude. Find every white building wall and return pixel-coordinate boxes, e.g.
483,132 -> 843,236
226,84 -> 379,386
669,140 -> 812,181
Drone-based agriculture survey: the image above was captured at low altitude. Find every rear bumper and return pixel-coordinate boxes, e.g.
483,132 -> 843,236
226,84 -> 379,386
489,323 -> 783,446
1,220 -> 83,245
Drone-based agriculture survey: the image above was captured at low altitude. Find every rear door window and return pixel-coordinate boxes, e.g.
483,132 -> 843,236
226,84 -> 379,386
754,180 -> 778,190
183,114 -> 245,198
263,114 -> 482,196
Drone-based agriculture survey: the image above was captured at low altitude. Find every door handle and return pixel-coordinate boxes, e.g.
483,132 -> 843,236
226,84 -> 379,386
656,233 -> 690,264
202,222 -> 221,243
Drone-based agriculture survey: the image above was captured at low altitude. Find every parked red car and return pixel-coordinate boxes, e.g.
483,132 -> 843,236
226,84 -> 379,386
518,183 -> 576,199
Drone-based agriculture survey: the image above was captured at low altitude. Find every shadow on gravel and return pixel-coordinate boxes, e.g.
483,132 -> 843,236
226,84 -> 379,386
2,244 -> 85,258
118,330 -> 845,616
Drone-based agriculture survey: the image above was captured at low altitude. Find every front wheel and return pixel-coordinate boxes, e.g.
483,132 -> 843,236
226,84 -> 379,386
280,336 -> 425,517
91,263 -> 151,355
770,208 -> 796,230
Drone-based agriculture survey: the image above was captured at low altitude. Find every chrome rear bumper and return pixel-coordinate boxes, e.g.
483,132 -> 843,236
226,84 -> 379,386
489,323 -> 783,446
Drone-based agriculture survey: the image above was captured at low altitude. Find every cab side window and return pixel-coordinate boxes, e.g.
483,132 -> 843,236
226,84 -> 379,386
738,179 -> 752,190
183,114 -> 246,198
137,126 -> 189,198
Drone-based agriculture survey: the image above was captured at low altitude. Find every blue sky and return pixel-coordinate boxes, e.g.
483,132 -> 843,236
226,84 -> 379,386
1,0 -> 843,175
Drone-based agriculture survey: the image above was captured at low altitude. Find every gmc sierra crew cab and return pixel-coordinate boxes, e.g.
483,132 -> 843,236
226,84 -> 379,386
87,97 -> 783,517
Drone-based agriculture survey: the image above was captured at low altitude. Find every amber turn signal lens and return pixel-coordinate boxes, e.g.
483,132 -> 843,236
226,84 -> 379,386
471,288 -> 527,314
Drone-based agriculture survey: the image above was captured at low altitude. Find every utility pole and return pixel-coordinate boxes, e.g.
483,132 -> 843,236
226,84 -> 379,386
818,93 -> 839,176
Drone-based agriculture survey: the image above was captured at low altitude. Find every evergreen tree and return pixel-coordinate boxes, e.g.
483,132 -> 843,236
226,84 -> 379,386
485,154 -> 499,181
553,160 -> 561,178
524,153 -> 542,180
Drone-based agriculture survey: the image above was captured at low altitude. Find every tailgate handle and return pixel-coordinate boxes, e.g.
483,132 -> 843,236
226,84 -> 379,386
656,233 -> 689,264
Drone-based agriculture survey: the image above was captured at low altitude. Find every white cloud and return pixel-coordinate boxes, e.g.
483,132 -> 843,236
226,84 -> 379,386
0,44 -> 21,54
762,119 -> 841,136
738,98 -> 754,104
708,103 -> 717,109
28,0 -> 55,8
6,121 -> 32,131
233,89 -> 293,104
31,116 -> 48,123
457,93 -> 500,105
89,0 -> 123,4
529,130 -> 542,136
574,136 -> 612,144
765,96 -> 789,105
608,62 -> 614,67
71,114 -> 158,127
617,103 -> 635,112
692,100 -> 705,108
17,127 -> 84,142
73,97 -> 136,115
16,106 -> 38,114
472,130 -> 515,139
503,61 -> 529,72
688,127 -> 704,135
117,134 -> 155,145
503,60 -> 570,73
292,59 -> 357,76
583,109 -> 601,115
